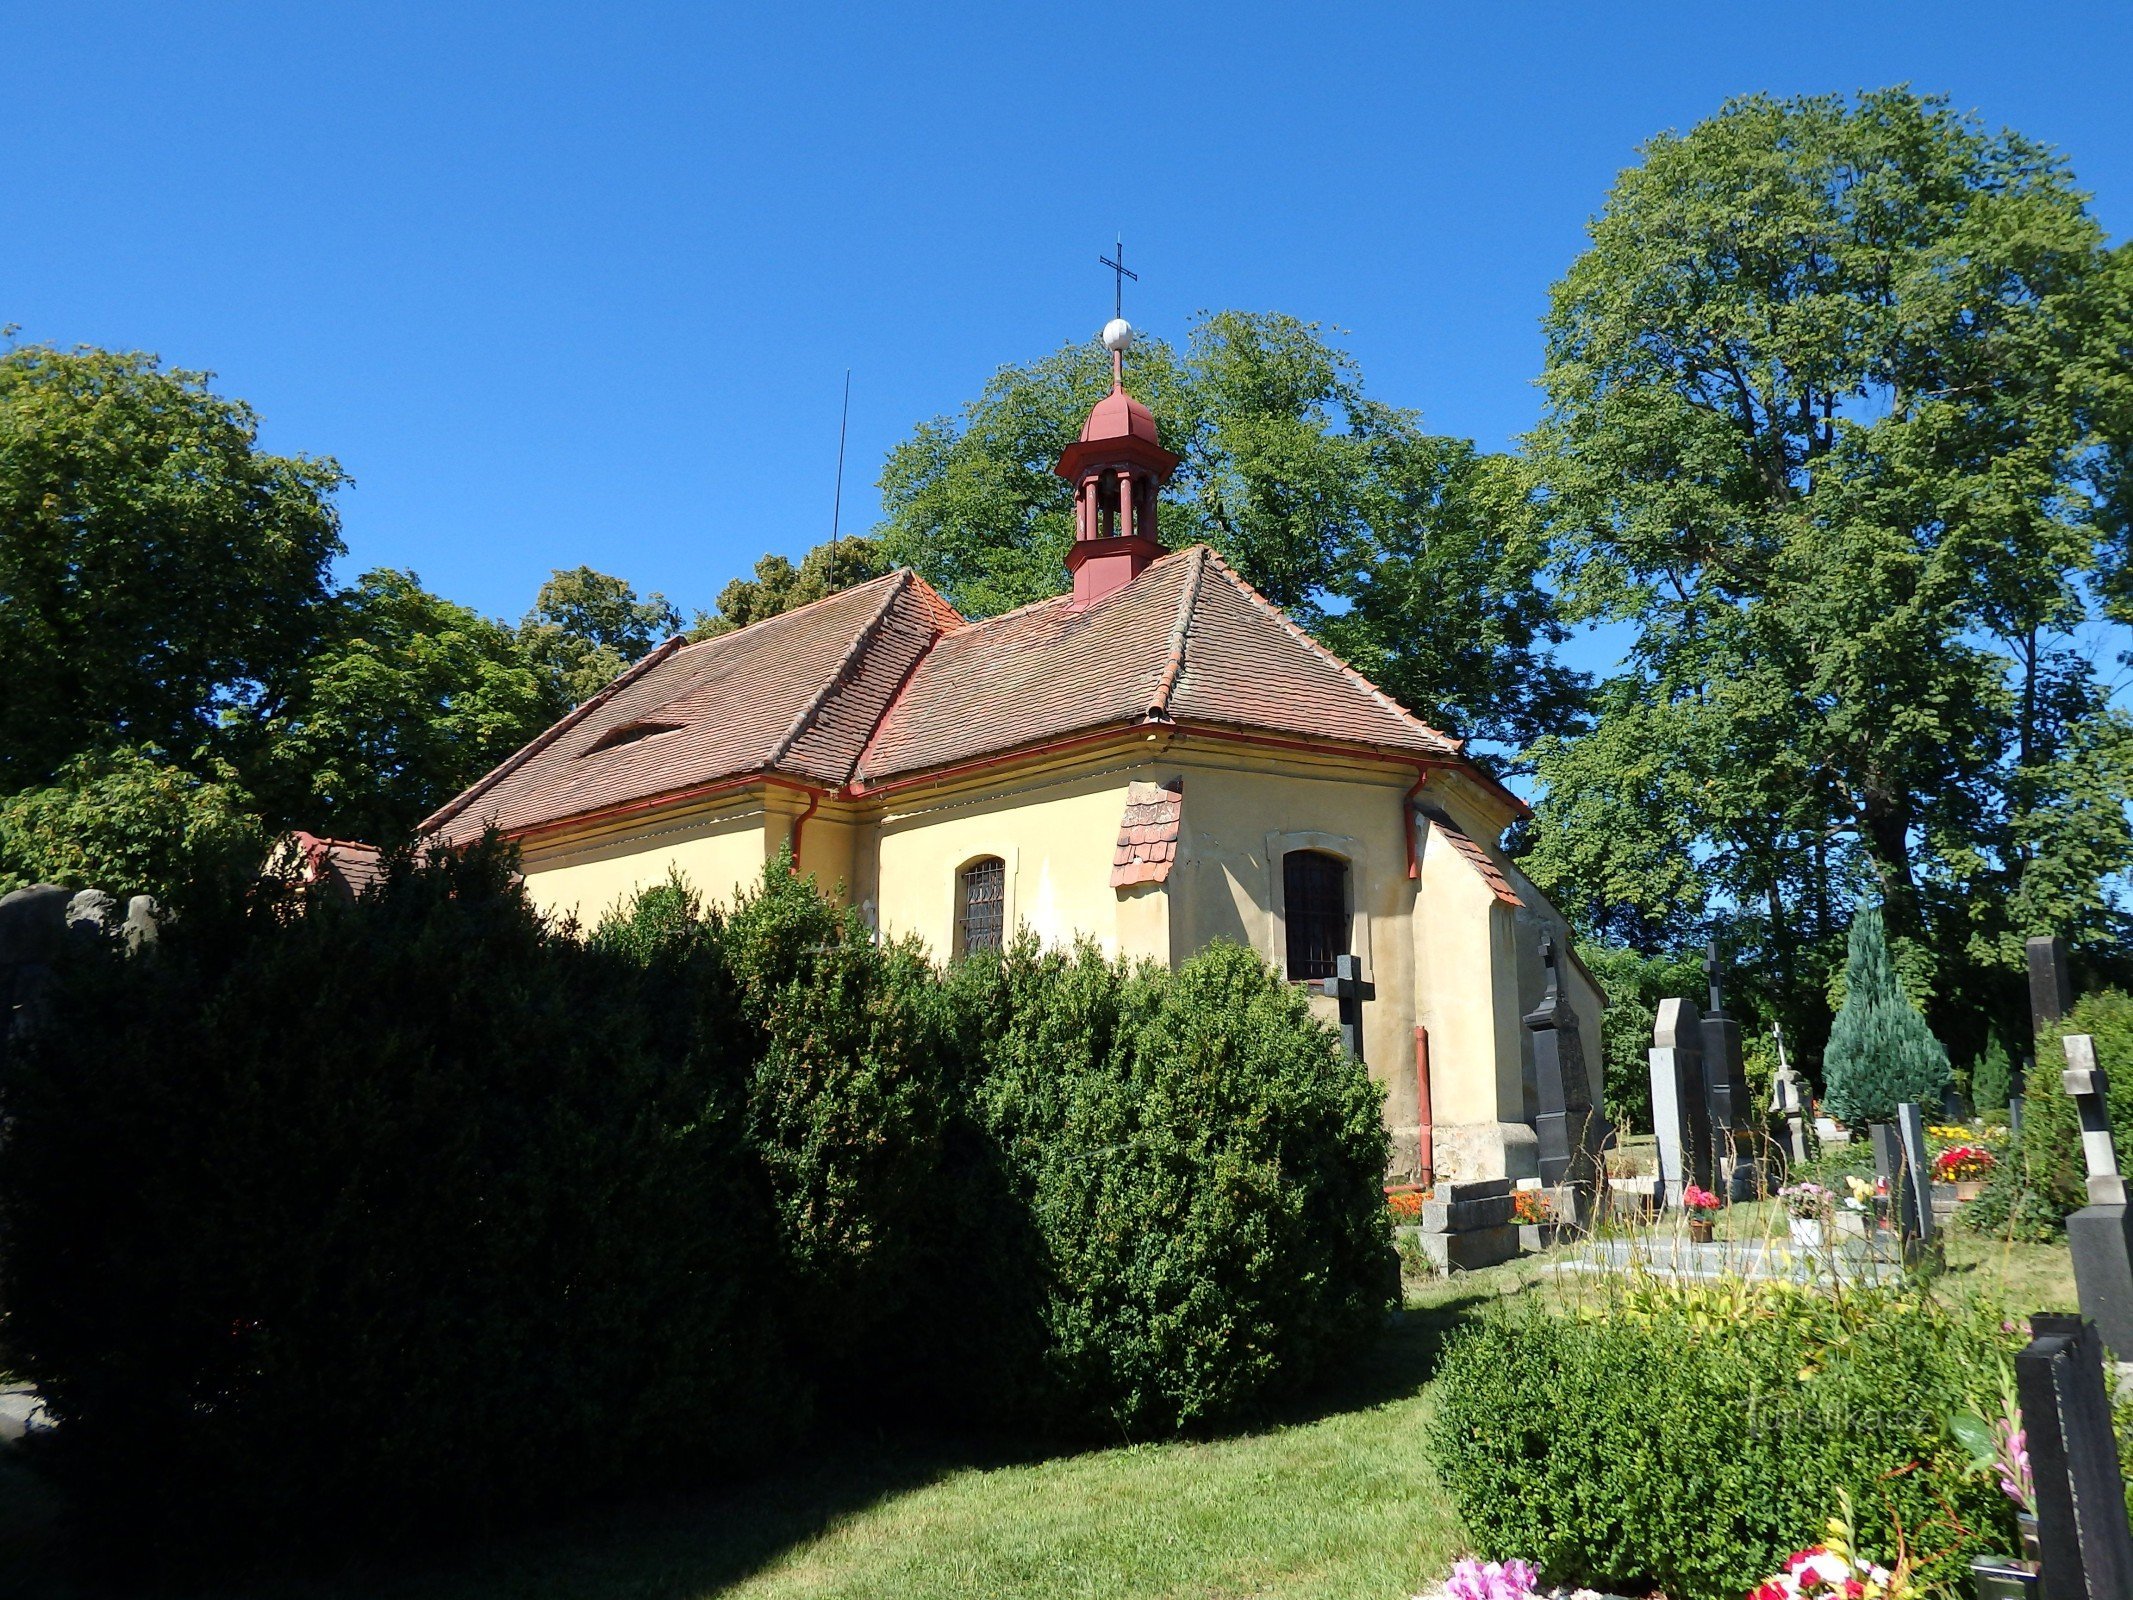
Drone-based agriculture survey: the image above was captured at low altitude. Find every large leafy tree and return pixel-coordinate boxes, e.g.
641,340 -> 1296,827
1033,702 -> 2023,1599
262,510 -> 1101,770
876,311 -> 1584,756
517,565 -> 682,715
0,344 -> 345,790
1518,89 -> 2133,1065
253,570 -> 551,844
0,747 -> 264,902
690,537 -> 891,639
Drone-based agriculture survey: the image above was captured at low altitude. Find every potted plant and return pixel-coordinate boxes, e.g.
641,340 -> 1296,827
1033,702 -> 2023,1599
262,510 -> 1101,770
1682,1183 -> 1721,1242
1779,1181 -> 1836,1248
1933,1143 -> 1996,1201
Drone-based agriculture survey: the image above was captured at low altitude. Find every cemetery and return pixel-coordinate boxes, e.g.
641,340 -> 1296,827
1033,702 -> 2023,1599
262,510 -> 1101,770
4,20 -> 2133,1600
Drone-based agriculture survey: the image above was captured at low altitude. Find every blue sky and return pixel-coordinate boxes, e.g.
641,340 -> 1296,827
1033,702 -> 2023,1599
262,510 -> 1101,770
7,2 -> 2130,644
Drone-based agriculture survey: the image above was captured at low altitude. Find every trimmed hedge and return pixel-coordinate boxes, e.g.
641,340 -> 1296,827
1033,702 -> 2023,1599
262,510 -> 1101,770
962,938 -> 1394,1434
0,847 -> 1396,1558
1429,1281 -> 2016,1600
0,841 -> 800,1555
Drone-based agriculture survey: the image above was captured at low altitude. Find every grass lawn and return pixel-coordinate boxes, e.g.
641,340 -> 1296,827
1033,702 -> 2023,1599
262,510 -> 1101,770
0,1237 -> 2074,1600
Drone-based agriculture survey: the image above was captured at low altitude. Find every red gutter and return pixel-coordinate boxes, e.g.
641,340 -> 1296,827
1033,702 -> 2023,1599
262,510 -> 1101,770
1414,1025 -> 1434,1186
501,773 -> 829,848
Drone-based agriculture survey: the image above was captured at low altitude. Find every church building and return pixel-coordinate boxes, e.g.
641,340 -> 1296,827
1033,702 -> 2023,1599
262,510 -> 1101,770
422,322 -> 1605,1185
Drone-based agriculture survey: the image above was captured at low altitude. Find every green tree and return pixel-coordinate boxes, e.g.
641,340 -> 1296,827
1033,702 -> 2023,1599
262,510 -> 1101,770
517,565 -> 682,715
1576,945 -> 1708,1129
1822,903 -> 1950,1125
0,747 -> 264,902
1519,89 -> 2133,1065
252,570 -> 551,843
690,537 -> 891,639
0,344 -> 345,791
1970,1037 -> 2014,1114
875,312 -> 1584,754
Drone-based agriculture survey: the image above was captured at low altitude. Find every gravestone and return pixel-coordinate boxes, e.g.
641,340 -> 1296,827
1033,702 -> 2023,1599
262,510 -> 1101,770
1871,1122 -> 1923,1253
2017,1313 -> 2133,1597
1326,953 -> 1372,1065
2030,934 -> 2076,1033
1767,1022 -> 1809,1167
2061,1035 -> 2133,1361
1650,998 -> 1711,1208
1701,940 -> 1758,1197
1527,929 -> 1602,1220
1895,1102 -> 1936,1248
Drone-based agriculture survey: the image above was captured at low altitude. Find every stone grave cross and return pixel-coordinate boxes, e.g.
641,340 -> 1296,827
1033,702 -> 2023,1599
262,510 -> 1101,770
2062,1034 -> 2133,1363
1326,952 -> 1372,1066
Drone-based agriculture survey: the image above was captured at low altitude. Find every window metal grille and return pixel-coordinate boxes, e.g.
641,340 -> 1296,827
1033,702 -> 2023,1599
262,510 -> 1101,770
958,857 -> 1006,955
1283,850 -> 1349,982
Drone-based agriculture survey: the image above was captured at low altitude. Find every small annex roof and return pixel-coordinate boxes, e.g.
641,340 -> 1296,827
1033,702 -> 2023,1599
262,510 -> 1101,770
284,831 -> 387,898
421,543 -> 1489,845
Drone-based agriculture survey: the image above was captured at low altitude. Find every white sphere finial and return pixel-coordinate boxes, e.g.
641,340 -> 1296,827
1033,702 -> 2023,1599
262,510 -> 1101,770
1101,317 -> 1135,354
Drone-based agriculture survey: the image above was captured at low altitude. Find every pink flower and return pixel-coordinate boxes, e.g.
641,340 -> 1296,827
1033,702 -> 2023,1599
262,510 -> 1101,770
1443,1557 -> 1542,1600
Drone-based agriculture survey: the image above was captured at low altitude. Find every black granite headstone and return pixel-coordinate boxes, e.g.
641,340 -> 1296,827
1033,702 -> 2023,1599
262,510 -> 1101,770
1870,1122 -> 1922,1247
2029,934 -> 2075,1036
1527,929 -> 1602,1213
2017,1313 -> 2133,1598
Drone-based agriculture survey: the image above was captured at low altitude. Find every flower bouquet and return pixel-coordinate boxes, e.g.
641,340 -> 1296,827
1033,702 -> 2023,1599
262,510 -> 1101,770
1778,1182 -> 1836,1249
1683,1183 -> 1721,1242
1511,1189 -> 1551,1225
1747,1495 -> 1913,1599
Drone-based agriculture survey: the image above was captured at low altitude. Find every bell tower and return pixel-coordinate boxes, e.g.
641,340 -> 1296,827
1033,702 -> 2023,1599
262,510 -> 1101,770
1053,317 -> 1179,609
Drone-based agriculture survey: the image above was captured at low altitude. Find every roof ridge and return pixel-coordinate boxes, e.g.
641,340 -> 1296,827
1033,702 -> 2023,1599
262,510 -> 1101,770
1148,545 -> 1207,720
1192,546 -> 1463,755
672,566 -> 910,656
762,570 -> 913,773
419,633 -> 688,836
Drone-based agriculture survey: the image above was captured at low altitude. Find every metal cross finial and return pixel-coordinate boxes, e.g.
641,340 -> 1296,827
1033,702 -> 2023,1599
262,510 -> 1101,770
1098,237 -> 1138,320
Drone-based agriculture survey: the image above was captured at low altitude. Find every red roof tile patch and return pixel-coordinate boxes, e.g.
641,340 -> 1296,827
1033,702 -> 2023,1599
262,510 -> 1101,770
1111,779 -> 1183,888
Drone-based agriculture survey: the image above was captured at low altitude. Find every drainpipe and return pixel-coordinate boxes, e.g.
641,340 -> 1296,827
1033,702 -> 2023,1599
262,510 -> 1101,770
1415,1025 -> 1434,1187
788,786 -> 822,868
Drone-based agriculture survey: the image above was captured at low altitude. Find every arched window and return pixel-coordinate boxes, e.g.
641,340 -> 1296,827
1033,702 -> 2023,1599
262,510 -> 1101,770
957,856 -> 1006,956
1283,850 -> 1349,982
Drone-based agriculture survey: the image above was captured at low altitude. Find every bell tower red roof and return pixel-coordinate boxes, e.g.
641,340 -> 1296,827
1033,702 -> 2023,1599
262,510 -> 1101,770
1053,318 -> 1179,608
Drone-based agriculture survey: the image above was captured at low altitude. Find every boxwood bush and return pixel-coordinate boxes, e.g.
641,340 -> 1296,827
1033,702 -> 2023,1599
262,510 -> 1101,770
963,937 -> 1394,1434
1428,1280 -> 2017,1600
0,848 -> 1396,1559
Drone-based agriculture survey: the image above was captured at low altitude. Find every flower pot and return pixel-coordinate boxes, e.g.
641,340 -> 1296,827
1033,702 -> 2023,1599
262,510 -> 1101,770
1955,1180 -> 1985,1202
1788,1216 -> 1826,1249
1687,1215 -> 1716,1244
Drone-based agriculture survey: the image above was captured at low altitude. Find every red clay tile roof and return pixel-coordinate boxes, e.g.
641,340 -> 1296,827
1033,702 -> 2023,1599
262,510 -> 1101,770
1110,779 -> 1183,888
854,545 -> 1460,783
423,571 -> 957,844
1420,808 -> 1523,908
421,544 -> 1476,843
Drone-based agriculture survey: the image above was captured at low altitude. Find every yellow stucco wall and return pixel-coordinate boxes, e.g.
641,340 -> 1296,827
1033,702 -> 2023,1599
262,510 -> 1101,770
517,798 -> 773,926
869,761 -> 1169,962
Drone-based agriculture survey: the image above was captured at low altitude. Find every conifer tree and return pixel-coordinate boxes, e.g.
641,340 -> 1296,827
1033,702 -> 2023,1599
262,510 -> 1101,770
1822,903 -> 1951,1125
1970,1038 -> 2014,1113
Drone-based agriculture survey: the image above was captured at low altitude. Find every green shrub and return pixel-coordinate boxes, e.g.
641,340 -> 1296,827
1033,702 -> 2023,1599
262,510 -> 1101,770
0,852 -> 1397,1561
969,938 -> 1395,1435
1429,1281 -> 2015,1599
1822,904 -> 1950,1126
1965,988 -> 2133,1239
0,838 -> 799,1558
1970,1037 -> 2013,1113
